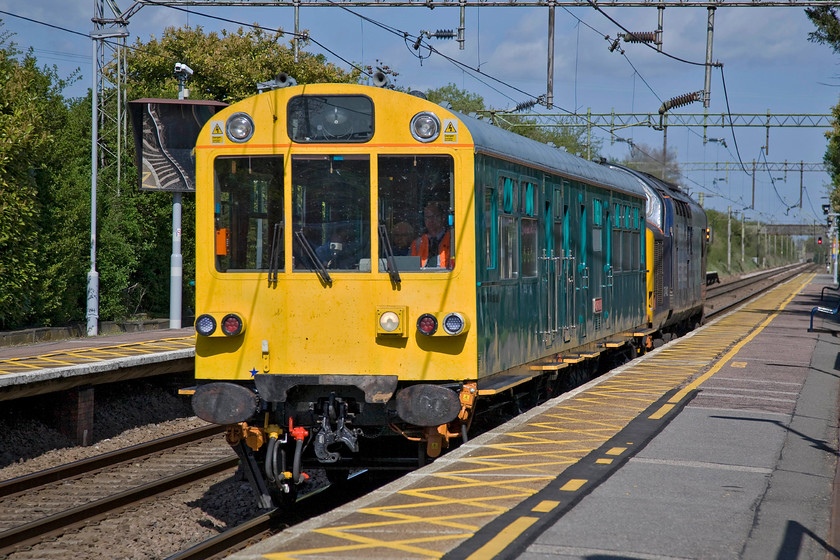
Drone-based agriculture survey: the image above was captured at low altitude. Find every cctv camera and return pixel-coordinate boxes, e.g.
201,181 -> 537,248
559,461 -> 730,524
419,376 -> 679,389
174,63 -> 193,77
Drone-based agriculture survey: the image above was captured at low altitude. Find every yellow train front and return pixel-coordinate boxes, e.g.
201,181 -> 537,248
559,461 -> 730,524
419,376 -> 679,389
191,82 -> 650,507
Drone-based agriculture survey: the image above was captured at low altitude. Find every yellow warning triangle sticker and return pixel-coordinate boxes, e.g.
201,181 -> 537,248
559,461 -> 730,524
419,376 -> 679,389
444,122 -> 456,133
212,123 -> 223,135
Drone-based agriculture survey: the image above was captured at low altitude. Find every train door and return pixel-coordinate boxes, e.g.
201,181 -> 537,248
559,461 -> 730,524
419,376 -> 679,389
540,179 -> 565,347
602,200 -> 613,331
590,197 -> 607,334
562,186 -> 573,343
520,178 -> 540,358
576,189 -> 588,340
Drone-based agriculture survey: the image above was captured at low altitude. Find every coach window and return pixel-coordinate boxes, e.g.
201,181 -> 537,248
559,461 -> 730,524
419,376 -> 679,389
553,188 -> 564,258
611,202 -> 621,272
500,176 -> 519,279
592,198 -> 603,254
377,155 -> 454,271
633,207 -> 641,270
214,156 -> 284,273
484,186 -> 497,270
622,204 -> 632,271
521,181 -> 537,277
292,154 -> 370,272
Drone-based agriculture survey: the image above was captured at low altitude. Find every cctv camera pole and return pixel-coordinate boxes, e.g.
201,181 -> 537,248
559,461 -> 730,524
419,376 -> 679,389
170,67 -> 189,330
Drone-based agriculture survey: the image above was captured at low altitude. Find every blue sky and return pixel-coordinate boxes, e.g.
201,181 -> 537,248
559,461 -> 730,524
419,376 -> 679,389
2,2 -> 839,225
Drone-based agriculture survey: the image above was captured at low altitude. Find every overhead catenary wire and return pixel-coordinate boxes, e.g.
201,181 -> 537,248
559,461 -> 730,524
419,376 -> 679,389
1,3 -> 683,168
717,65 -> 751,176
2,3 -> 375,81
585,0 -> 711,67
5,2 -> 794,200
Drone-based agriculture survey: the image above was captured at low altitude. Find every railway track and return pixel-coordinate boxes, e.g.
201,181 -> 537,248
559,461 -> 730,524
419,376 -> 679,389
705,262 -> 813,319
163,265 -> 820,559
0,264 -> 813,559
166,470 -> 402,560
0,424 -> 232,555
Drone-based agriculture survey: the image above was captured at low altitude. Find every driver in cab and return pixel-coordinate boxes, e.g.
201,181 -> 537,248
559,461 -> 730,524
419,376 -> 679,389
411,202 -> 451,269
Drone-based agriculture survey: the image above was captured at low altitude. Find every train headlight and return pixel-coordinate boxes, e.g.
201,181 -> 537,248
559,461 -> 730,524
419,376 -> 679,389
221,313 -> 244,336
442,312 -> 465,335
410,112 -> 440,143
195,314 -> 217,337
417,313 -> 438,336
379,311 -> 400,332
226,112 -> 255,143
376,306 -> 407,337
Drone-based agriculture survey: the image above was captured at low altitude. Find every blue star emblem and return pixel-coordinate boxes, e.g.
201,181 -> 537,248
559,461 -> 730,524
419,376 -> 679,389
249,368 -> 258,377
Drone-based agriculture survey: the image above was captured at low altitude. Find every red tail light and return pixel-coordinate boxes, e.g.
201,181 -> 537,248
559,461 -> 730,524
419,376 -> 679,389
221,314 -> 243,336
417,313 -> 438,336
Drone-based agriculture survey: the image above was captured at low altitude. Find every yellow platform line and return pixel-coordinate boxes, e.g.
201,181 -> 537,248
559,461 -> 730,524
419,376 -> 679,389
649,272 -> 813,420
0,336 -> 195,374
463,517 -> 539,560
259,273 -> 815,560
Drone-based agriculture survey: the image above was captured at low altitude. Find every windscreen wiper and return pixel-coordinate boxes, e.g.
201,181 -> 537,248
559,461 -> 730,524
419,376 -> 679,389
294,230 -> 332,285
268,222 -> 282,285
378,224 -> 401,284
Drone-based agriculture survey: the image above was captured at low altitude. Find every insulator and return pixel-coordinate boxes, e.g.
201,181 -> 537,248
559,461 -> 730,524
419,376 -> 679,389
622,31 -> 657,44
661,91 -> 701,113
433,29 -> 456,39
514,99 -> 538,113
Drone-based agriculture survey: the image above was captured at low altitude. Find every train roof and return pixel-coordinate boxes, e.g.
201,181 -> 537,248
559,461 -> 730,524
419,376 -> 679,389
604,163 -> 704,213
450,109 -> 646,199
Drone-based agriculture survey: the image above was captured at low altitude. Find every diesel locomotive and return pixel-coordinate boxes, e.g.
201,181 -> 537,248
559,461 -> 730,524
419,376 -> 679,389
183,81 -> 707,508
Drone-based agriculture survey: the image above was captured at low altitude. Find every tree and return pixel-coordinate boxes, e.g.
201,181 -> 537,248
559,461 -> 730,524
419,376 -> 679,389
124,26 -> 359,102
622,142 -> 682,184
495,114 -> 599,159
806,7 -> 840,55
426,83 -> 600,158
92,26 -> 364,321
0,23 -> 374,330
0,30 -> 81,329
806,8 -> 840,215
426,83 -> 486,114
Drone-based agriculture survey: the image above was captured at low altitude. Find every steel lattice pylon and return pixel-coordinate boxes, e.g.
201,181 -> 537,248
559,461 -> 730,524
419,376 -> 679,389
88,0 -> 128,336
87,0 -> 836,336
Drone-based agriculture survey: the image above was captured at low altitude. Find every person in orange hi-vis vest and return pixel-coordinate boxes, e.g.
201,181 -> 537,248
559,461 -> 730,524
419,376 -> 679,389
411,202 -> 451,268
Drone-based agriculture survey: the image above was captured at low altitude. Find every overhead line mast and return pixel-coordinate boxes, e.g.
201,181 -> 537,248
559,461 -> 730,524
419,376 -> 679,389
90,0 -> 829,335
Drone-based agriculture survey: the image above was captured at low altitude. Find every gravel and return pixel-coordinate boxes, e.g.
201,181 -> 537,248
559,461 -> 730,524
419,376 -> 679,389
0,374 -> 205,480
0,374 -> 271,559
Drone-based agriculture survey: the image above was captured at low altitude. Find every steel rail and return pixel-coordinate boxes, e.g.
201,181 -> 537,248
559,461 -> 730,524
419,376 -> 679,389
706,263 -> 805,300
0,423 -> 223,498
164,469 -> 400,560
166,510 -> 280,560
0,457 -> 238,554
705,263 -> 814,319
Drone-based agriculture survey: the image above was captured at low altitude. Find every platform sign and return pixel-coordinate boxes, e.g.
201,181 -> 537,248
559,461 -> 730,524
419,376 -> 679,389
129,98 -> 227,192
